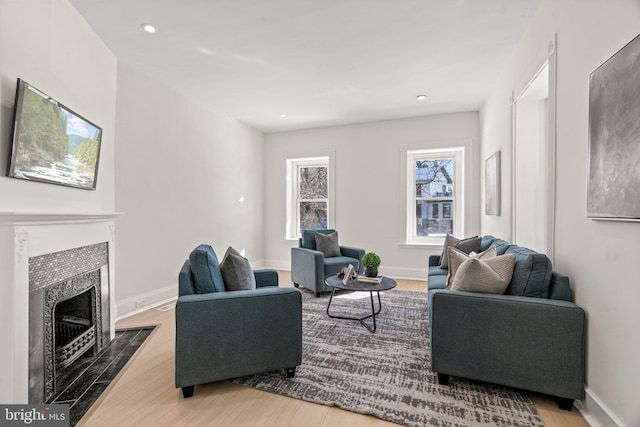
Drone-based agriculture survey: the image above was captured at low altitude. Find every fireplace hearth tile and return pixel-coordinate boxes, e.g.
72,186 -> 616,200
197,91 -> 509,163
97,348 -> 138,382
69,382 -> 110,426
50,326 -> 155,426
53,328 -> 148,401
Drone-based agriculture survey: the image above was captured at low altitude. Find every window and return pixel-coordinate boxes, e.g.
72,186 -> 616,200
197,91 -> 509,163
286,156 -> 332,239
406,147 -> 464,244
443,203 -> 452,219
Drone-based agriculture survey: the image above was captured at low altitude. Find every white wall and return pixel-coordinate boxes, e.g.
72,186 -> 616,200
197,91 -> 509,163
264,112 -> 481,279
114,63 -> 265,313
480,1 -> 640,426
0,0 -> 117,404
0,0 -> 116,212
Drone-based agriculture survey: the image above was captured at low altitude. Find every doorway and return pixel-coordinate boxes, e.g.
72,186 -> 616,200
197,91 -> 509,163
512,47 -> 556,261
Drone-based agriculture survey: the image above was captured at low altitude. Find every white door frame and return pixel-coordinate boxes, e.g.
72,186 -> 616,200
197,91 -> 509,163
511,38 -> 557,262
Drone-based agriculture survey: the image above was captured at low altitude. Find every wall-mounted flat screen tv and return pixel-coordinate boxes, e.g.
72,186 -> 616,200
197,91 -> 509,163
6,79 -> 102,190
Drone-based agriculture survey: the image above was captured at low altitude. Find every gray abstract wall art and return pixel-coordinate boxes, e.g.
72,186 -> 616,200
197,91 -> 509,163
588,33 -> 640,220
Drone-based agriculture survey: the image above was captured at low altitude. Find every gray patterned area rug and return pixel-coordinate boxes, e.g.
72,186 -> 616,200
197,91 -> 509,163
233,289 -> 543,427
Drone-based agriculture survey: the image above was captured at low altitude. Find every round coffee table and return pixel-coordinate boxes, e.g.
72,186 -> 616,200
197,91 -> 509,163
324,275 -> 397,333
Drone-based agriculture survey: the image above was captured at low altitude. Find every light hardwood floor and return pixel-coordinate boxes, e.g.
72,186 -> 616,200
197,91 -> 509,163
79,272 -> 589,427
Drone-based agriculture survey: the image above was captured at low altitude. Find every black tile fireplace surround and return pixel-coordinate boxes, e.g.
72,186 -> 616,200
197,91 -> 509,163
28,242 -> 110,404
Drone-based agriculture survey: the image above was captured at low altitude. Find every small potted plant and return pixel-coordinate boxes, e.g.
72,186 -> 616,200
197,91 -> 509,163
362,252 -> 381,277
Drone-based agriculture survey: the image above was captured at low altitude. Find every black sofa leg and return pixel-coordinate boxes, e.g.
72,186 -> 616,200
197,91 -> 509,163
182,386 -> 194,398
285,367 -> 296,378
558,398 -> 574,411
437,373 -> 450,385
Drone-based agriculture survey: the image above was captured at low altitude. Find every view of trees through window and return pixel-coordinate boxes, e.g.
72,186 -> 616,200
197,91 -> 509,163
299,166 -> 328,231
415,158 -> 454,237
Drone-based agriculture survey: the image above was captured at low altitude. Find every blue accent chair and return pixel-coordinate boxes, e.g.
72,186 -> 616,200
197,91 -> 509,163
175,245 -> 302,398
291,229 -> 365,296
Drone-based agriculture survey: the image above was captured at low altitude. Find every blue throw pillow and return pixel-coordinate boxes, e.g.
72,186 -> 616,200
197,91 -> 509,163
480,235 -> 496,252
480,235 -> 511,254
491,238 -> 511,255
504,246 -> 552,298
188,244 -> 225,294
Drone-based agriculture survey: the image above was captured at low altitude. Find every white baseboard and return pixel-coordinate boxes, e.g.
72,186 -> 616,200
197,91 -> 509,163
116,284 -> 177,320
378,266 -> 428,281
575,387 -> 627,427
250,258 -> 266,269
262,259 -> 291,271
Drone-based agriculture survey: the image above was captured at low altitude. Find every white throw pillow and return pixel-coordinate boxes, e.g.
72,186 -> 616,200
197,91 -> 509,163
446,246 -> 497,289
450,253 -> 516,294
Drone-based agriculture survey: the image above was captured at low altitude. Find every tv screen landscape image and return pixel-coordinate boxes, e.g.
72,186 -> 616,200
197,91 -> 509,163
7,79 -> 102,190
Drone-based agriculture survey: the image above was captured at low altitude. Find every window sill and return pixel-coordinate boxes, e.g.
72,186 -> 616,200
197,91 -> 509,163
398,242 -> 444,248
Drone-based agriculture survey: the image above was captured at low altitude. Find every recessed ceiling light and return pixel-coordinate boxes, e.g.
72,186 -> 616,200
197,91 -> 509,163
416,94 -> 427,101
280,114 -> 287,118
141,23 -> 157,34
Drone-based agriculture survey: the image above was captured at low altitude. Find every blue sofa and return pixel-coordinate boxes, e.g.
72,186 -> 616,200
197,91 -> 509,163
175,245 -> 302,398
428,236 -> 585,410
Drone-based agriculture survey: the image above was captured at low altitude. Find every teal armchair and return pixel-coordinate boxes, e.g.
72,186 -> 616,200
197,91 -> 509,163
175,245 -> 302,398
291,229 -> 364,296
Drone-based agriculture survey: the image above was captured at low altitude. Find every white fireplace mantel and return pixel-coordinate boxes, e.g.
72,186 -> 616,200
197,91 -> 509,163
0,211 -> 122,225
0,211 -> 121,404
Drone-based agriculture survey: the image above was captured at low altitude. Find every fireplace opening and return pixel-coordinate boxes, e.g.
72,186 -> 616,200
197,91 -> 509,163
54,287 -> 97,371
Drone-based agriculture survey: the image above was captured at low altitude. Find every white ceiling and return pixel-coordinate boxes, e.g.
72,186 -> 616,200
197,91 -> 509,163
69,0 -> 539,133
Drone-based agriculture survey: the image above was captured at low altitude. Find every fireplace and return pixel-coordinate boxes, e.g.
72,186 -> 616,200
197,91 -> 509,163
29,243 -> 110,403
0,212 -> 118,404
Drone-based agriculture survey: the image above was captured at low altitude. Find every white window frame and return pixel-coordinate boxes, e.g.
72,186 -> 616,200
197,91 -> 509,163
405,147 -> 465,245
285,154 -> 334,240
